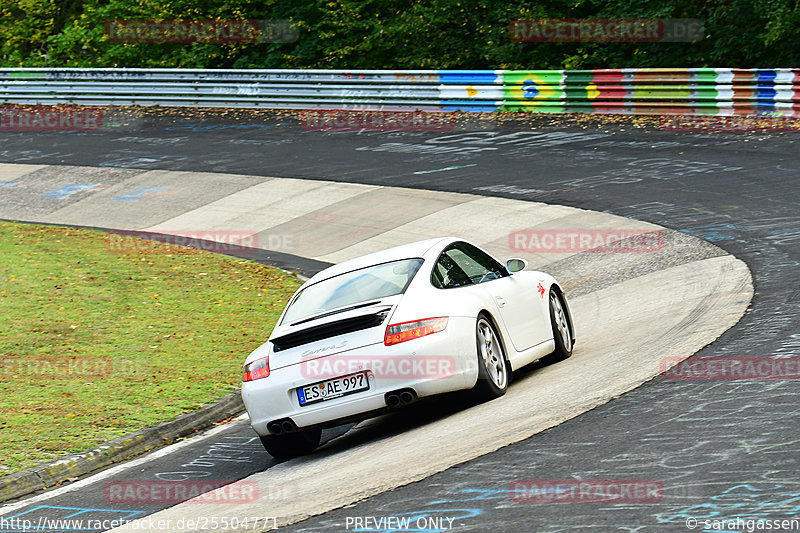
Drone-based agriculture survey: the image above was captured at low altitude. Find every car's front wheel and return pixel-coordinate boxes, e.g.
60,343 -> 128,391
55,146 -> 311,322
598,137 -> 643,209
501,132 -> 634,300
545,290 -> 573,363
259,428 -> 321,458
473,314 -> 509,400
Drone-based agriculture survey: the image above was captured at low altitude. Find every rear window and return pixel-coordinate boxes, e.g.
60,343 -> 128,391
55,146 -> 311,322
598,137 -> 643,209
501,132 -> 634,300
281,258 -> 424,325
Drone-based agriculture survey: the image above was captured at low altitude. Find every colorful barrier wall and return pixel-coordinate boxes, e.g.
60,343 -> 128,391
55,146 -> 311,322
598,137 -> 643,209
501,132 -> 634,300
497,68 -> 800,116
0,67 -> 798,117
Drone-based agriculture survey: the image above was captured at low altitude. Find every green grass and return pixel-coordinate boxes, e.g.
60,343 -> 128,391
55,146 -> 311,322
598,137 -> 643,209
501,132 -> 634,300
0,221 -> 302,477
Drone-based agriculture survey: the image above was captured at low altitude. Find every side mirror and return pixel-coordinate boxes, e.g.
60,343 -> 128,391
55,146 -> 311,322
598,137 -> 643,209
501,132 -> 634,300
505,258 -> 528,274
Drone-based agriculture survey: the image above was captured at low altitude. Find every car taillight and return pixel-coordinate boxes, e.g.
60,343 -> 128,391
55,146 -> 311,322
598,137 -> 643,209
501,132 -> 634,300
243,357 -> 270,382
384,317 -> 448,346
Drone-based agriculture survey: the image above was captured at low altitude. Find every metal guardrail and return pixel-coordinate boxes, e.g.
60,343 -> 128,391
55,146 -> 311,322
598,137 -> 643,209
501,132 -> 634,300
1,68 -> 798,116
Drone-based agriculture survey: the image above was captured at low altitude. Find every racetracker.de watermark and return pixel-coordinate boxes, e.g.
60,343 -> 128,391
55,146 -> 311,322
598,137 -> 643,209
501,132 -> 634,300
104,19 -> 298,43
509,229 -> 664,254
1,356 -> 114,379
0,106 -> 104,131
103,230 -> 287,254
104,480 -> 258,504
509,18 -> 704,42
509,479 -> 663,503
0,516 -> 278,531
661,356 -> 800,381
300,355 -> 457,380
300,110 -> 456,132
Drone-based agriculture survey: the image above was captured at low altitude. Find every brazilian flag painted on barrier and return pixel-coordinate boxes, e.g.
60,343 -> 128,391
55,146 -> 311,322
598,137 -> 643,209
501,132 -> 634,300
502,70 -> 565,112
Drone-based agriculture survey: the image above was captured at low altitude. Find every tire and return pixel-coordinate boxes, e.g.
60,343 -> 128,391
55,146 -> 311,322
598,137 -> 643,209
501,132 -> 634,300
259,428 -> 321,458
545,289 -> 573,363
472,314 -> 509,400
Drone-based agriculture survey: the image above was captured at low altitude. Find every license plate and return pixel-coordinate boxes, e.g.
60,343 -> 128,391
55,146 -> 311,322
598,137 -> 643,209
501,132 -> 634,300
297,372 -> 369,406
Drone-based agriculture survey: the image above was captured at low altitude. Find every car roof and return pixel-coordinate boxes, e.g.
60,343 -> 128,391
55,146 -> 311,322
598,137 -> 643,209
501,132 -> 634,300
305,237 -> 458,285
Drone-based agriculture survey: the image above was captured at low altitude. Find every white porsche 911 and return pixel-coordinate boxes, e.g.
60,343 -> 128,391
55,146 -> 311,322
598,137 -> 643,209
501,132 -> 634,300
241,237 -> 575,457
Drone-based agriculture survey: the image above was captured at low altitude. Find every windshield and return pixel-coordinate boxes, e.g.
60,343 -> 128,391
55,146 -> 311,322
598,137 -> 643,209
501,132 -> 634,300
281,258 -> 424,325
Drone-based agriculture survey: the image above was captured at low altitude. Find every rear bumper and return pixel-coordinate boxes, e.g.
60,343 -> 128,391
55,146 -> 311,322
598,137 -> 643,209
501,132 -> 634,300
242,316 -> 477,435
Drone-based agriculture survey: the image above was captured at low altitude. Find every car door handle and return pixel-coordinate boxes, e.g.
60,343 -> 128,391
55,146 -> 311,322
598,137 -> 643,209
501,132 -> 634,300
495,296 -> 506,307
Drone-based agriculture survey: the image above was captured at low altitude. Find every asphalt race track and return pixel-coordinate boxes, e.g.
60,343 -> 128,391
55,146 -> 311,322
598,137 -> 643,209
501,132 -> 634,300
1,111 -> 798,532
0,163 -> 750,531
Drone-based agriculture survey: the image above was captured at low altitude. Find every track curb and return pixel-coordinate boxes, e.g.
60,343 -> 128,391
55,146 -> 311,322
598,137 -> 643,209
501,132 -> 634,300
0,390 -> 244,503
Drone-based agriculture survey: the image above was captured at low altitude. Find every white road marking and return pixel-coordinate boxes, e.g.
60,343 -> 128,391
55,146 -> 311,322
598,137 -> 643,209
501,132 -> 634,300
412,164 -> 477,174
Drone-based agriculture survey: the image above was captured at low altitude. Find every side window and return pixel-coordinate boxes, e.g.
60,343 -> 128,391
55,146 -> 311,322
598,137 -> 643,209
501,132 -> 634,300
431,242 -> 506,289
431,251 -> 472,289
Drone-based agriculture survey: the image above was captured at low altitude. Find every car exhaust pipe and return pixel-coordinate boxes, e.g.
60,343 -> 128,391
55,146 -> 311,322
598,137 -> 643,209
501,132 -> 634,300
400,390 -> 415,404
267,418 -> 298,435
385,392 -> 402,408
385,388 -> 417,408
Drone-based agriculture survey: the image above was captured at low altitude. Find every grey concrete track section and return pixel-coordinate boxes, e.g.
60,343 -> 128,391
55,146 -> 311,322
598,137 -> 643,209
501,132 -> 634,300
0,163 -> 752,531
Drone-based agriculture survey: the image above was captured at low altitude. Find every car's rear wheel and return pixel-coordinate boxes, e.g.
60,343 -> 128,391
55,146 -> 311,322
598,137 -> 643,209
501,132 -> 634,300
259,428 -> 321,458
545,290 -> 573,363
473,314 -> 509,400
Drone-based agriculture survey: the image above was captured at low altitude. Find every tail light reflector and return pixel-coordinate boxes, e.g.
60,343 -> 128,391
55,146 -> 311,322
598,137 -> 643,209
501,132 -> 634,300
384,317 -> 448,346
